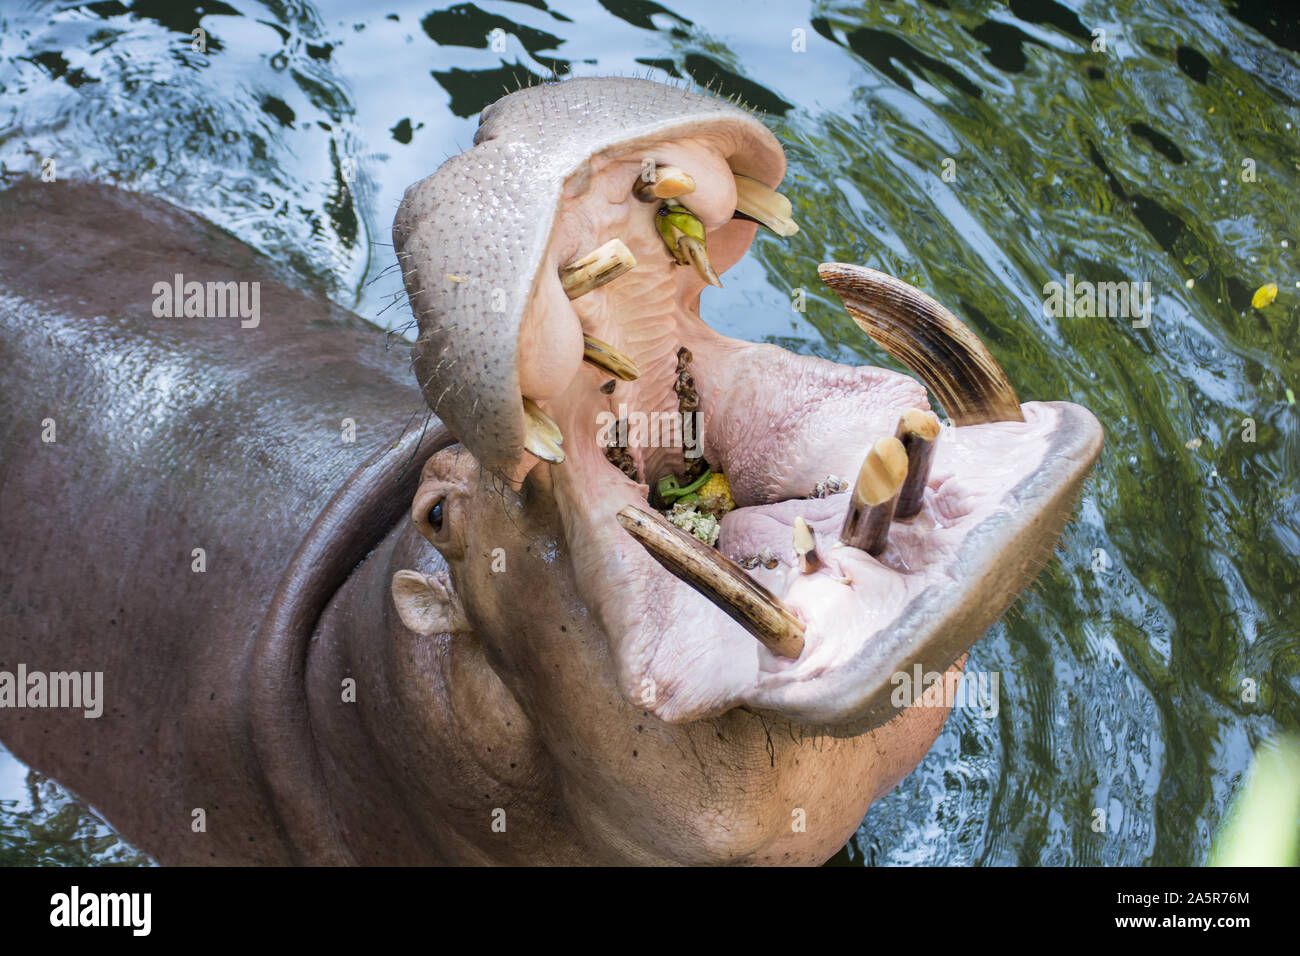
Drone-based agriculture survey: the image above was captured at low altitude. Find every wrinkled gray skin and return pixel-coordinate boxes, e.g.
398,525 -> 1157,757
0,78 -> 1100,865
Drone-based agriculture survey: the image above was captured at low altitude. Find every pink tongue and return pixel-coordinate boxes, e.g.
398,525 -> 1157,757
691,343 -> 929,507
716,494 -> 844,563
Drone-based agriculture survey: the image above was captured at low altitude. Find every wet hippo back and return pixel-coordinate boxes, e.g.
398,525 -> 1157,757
0,181 -> 436,862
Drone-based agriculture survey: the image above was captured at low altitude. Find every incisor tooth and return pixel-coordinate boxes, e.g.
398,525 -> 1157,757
582,334 -> 640,381
840,437 -> 908,556
678,235 -> 722,288
617,505 -> 805,659
522,398 -> 564,464
733,174 -> 799,237
793,517 -> 821,574
633,164 -> 697,202
895,408 -> 941,521
560,239 -> 637,299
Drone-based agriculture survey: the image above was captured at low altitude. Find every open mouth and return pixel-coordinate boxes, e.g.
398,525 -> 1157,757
395,77 -> 1102,736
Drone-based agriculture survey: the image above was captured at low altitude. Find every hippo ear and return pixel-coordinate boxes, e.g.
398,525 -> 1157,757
391,570 -> 471,636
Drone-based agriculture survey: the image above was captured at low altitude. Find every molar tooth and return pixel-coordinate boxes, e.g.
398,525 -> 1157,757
894,408 -> 941,520
617,506 -> 805,659
633,164 -> 697,202
522,397 -> 565,464
839,437 -> 908,557
582,333 -> 640,381
733,174 -> 799,237
793,517 -> 821,574
560,239 -> 637,299
817,263 -> 1023,426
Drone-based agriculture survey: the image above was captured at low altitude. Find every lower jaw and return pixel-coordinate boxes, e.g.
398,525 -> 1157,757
534,261 -> 1095,730
546,377 -> 1082,728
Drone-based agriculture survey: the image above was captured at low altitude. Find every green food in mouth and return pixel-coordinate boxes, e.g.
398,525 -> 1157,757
656,468 -> 713,504
657,470 -> 736,545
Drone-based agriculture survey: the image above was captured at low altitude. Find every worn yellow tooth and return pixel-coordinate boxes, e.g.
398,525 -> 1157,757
560,239 -> 637,299
678,235 -> 722,288
840,436 -> 908,556
733,174 -> 798,237
894,408 -> 941,521
793,517 -> 821,574
582,333 -> 640,381
617,505 -> 805,659
522,398 -> 564,464
633,164 -> 697,202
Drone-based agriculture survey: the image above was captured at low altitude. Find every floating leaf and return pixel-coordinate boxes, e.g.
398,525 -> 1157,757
1251,282 -> 1278,308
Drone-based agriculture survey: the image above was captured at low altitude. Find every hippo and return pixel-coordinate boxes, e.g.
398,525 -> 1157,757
0,77 -> 1101,865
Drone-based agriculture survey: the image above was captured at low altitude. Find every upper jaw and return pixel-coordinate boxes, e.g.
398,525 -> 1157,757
394,77 -> 784,479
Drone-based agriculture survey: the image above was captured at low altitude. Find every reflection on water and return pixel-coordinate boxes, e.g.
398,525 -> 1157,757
1,0 -> 1297,866
0,743 -> 152,866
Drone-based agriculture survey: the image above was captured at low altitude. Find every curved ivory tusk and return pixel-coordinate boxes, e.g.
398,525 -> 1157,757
817,263 -> 1023,426
617,506 -> 805,659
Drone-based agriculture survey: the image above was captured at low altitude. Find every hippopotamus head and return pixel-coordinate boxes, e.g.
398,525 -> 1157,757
391,77 -> 1102,742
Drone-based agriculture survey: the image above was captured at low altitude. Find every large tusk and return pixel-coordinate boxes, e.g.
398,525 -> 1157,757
894,408 -> 941,520
561,239 -> 637,299
733,174 -> 799,237
817,263 -> 1023,426
522,397 -> 564,464
617,505 -> 805,659
583,333 -> 640,381
839,436 -> 908,556
633,164 -> 696,202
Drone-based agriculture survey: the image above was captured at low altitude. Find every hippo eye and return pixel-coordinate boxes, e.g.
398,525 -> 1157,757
427,498 -> 444,532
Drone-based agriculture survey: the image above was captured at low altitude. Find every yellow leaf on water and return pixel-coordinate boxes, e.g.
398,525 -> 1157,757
1252,282 -> 1278,308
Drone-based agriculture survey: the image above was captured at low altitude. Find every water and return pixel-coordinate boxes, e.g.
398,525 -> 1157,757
1,0 -> 1296,866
